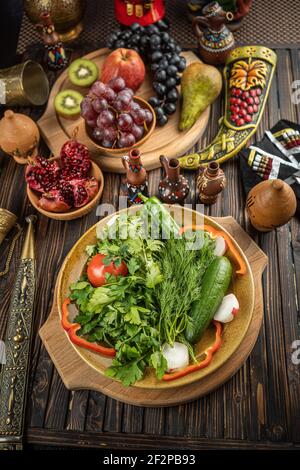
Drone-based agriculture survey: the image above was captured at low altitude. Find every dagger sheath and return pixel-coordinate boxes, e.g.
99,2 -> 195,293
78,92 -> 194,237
0,217 -> 36,450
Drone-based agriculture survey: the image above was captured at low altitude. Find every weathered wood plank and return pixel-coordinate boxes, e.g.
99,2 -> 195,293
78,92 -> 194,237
66,390 -> 89,431
85,392 -> 107,431
142,407 -> 165,435
122,405 -> 144,434
44,369 -> 70,429
26,427 -> 300,450
274,50 -> 300,442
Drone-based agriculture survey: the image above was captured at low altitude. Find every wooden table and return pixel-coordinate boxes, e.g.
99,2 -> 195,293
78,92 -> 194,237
0,43 -> 300,450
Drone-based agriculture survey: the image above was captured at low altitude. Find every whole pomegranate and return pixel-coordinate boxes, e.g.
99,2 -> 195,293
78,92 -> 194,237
26,157 -> 60,193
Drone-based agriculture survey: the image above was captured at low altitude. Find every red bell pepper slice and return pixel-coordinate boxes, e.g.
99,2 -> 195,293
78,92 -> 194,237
61,298 -> 116,357
179,224 -> 247,276
162,321 -> 222,381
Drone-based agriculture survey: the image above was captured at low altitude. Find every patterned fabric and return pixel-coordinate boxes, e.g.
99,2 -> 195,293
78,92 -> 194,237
239,119 -> 300,216
46,42 -> 67,69
17,0 -> 300,54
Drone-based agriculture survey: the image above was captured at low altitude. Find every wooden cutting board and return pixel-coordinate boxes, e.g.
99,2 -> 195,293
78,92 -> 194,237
37,49 -> 210,173
39,216 -> 267,407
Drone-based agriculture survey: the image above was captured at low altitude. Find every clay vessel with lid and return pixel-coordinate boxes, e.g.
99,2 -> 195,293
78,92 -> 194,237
158,155 -> 189,204
192,1 -> 235,65
0,110 -> 40,164
122,148 -> 148,204
197,161 -> 226,204
246,179 -> 297,232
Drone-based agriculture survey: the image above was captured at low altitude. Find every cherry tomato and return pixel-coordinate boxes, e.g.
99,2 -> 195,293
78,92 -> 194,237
87,254 -> 128,287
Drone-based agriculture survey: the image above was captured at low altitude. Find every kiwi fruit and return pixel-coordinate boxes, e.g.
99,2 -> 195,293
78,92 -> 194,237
54,89 -> 83,119
68,59 -> 99,87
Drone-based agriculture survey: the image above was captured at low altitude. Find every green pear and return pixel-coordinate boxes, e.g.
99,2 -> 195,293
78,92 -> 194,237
179,62 -> 222,132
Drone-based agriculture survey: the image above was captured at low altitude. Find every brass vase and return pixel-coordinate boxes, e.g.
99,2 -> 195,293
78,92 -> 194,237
0,209 -> 17,246
24,0 -> 86,42
0,60 -> 49,106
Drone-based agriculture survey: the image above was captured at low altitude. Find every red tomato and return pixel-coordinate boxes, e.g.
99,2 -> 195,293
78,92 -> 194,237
87,254 -> 128,287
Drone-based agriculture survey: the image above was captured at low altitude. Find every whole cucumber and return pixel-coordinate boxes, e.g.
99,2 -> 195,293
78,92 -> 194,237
185,256 -> 232,344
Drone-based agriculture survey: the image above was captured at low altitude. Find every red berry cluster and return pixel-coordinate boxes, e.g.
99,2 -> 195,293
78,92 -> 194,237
229,87 -> 262,127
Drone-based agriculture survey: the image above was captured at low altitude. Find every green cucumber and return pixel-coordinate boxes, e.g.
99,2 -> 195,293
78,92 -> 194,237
185,256 -> 232,344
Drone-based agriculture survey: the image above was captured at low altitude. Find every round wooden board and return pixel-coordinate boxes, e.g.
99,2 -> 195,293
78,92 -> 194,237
37,49 -> 210,173
39,216 -> 267,406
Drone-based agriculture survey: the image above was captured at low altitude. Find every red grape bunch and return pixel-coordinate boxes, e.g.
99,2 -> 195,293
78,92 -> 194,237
229,87 -> 262,127
81,77 -> 153,149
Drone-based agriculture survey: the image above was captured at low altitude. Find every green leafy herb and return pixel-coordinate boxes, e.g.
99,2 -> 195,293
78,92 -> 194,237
156,233 -> 216,346
69,214 -> 216,387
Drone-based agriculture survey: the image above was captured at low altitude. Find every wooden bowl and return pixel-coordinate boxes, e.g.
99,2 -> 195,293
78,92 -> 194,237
85,96 -> 156,155
57,206 -> 255,389
27,159 -> 104,221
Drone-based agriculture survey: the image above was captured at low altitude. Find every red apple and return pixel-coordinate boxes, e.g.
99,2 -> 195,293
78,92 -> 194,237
101,48 -> 146,92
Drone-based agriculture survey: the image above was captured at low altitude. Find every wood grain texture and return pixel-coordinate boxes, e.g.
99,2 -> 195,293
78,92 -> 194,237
38,49 -> 210,173
0,44 -> 299,448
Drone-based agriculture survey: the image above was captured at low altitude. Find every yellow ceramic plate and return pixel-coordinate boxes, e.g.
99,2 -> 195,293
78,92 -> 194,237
57,205 -> 254,389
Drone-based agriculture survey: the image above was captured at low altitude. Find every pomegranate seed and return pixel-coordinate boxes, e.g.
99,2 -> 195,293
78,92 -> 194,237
247,105 -> 254,114
242,91 -> 250,99
230,97 -> 237,105
253,104 -> 258,113
235,89 -> 242,97
246,97 -> 254,105
249,89 -> 256,97
236,118 -> 245,126
240,101 -> 248,109
256,88 -> 262,96
254,96 -> 260,105
245,115 -> 252,123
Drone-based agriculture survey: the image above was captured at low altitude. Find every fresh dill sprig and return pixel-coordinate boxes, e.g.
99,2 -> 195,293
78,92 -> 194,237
156,233 -> 215,347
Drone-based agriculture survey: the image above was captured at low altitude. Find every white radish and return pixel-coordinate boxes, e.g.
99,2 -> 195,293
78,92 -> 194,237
213,293 -> 239,323
162,342 -> 189,372
214,235 -> 227,256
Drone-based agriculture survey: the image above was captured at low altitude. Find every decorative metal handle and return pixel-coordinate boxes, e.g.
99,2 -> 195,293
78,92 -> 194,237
0,216 -> 36,450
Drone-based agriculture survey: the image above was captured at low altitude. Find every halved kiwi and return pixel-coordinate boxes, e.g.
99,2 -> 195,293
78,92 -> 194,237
54,89 -> 83,119
68,59 -> 99,87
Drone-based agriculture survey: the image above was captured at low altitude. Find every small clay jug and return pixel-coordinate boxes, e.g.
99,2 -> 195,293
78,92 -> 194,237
122,148 -> 148,205
158,155 -> 189,204
246,179 -> 297,232
192,1 -> 235,65
197,161 -> 226,204
0,110 -> 40,164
